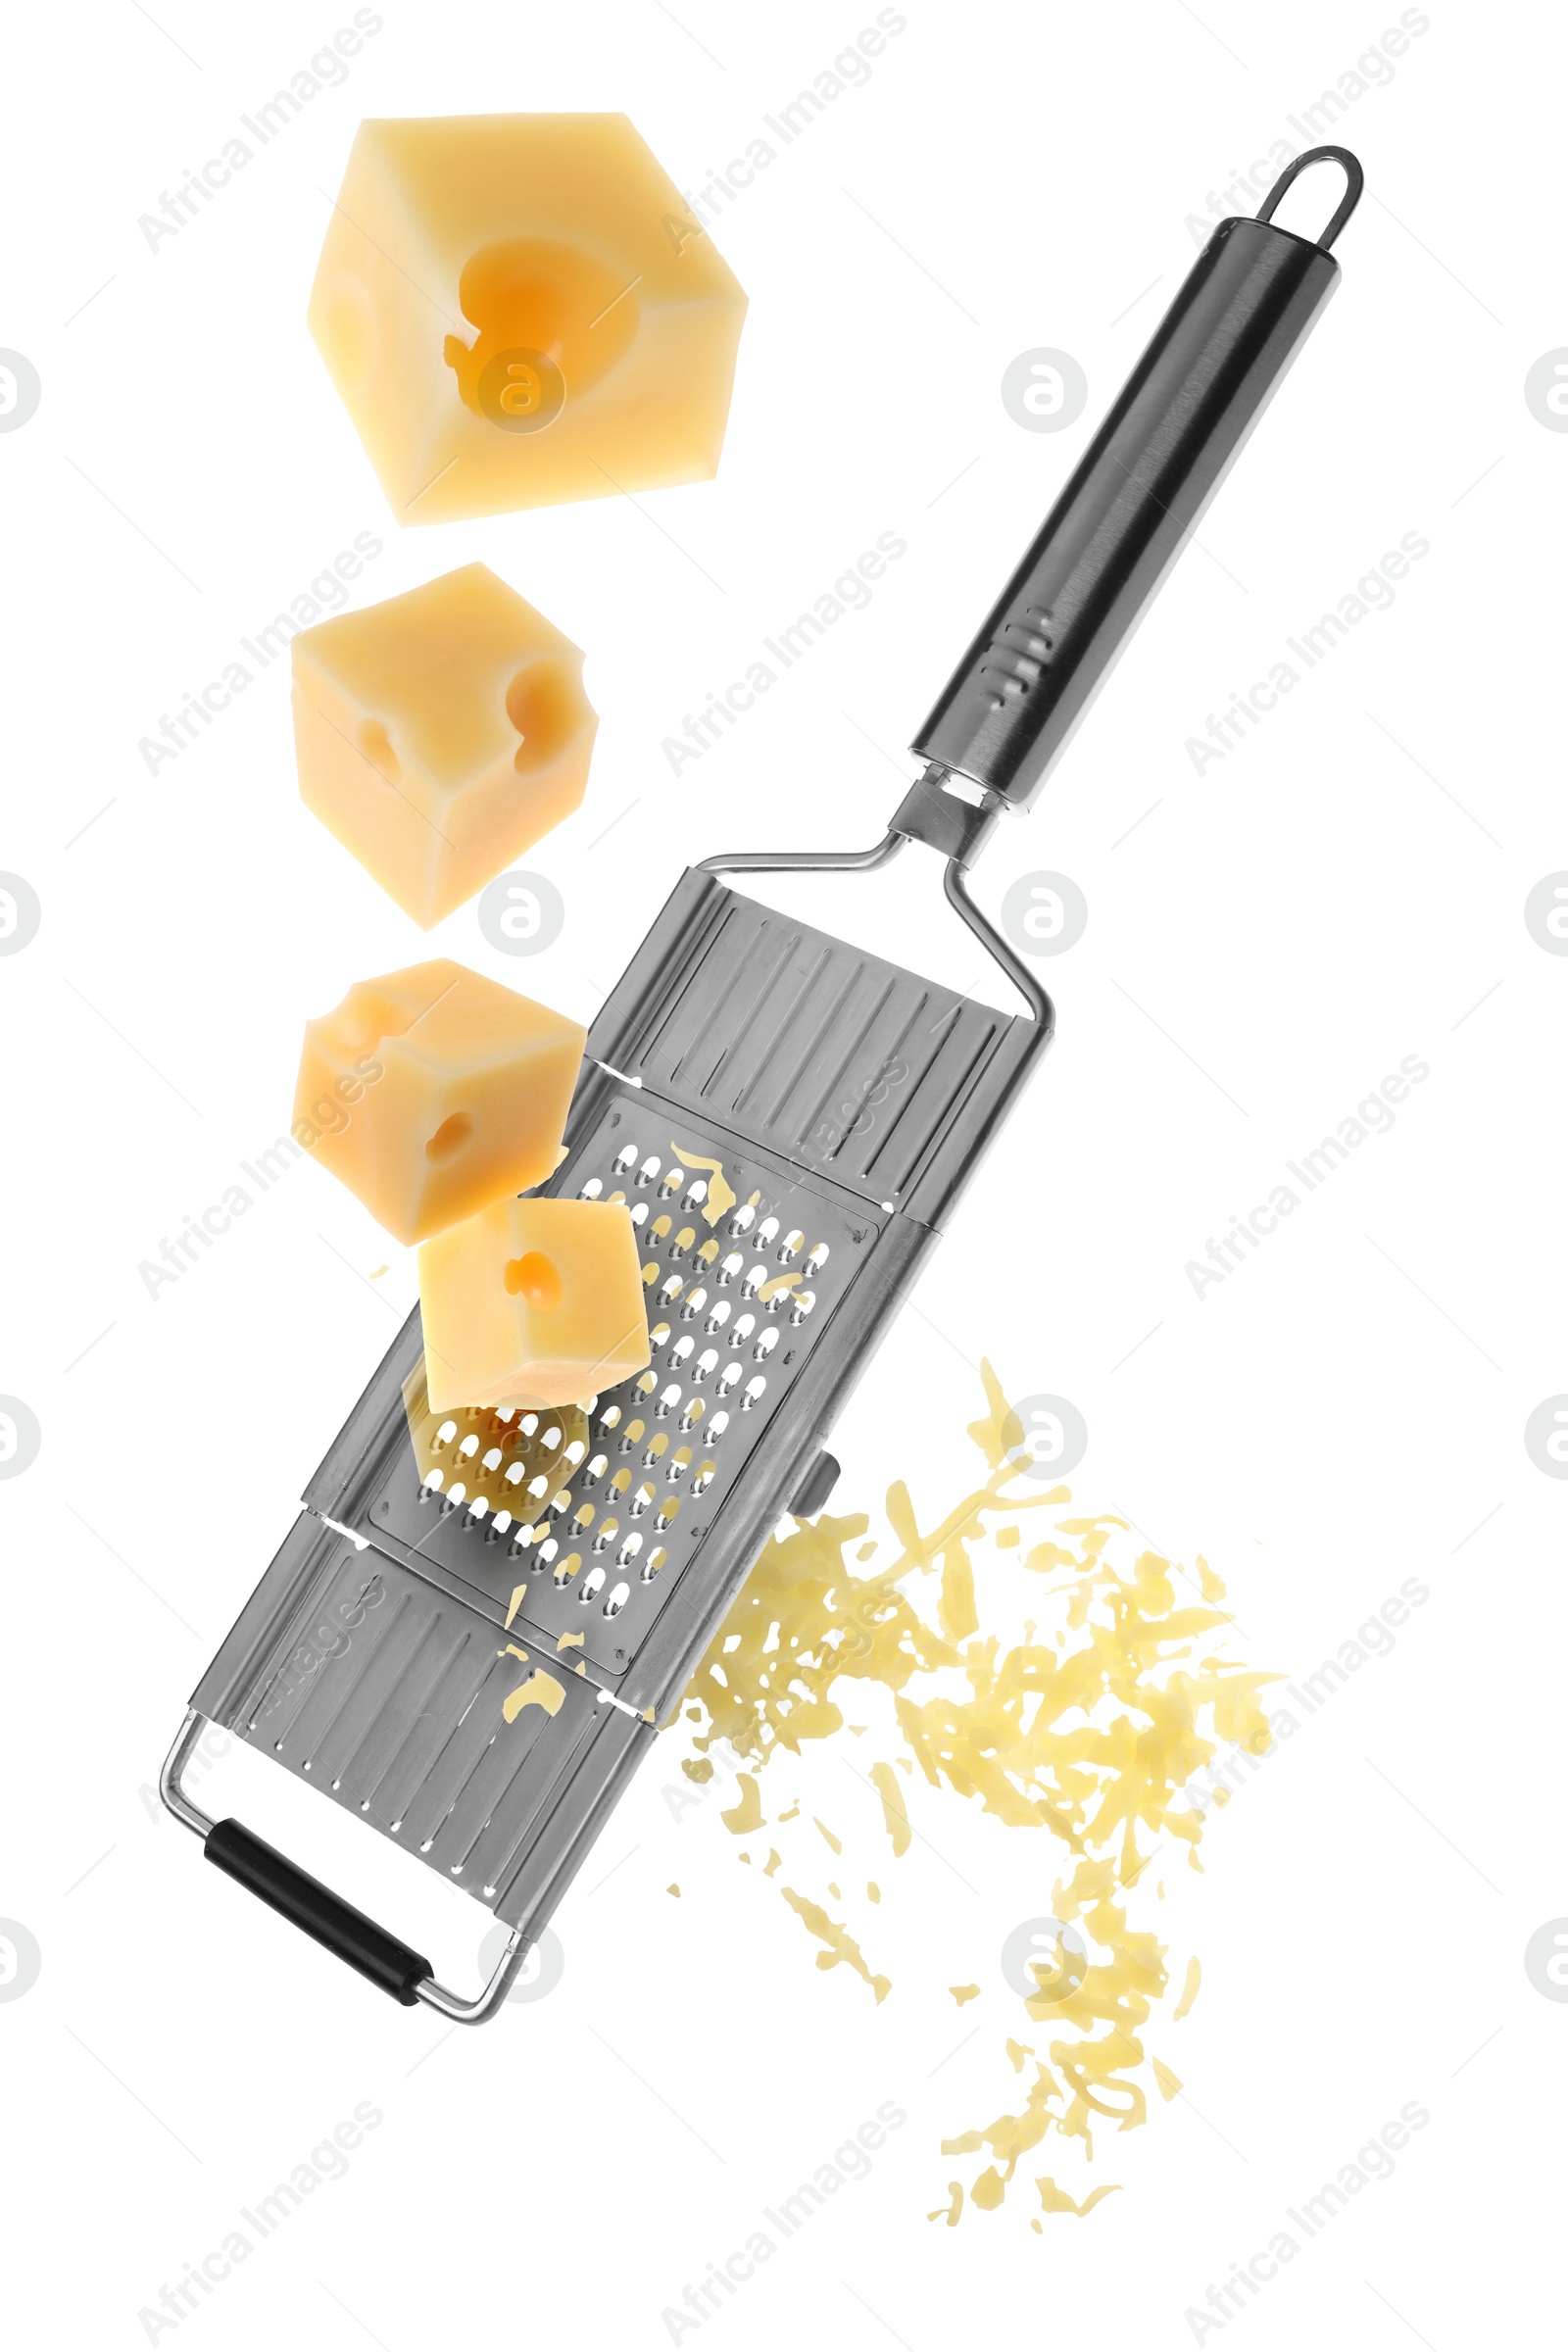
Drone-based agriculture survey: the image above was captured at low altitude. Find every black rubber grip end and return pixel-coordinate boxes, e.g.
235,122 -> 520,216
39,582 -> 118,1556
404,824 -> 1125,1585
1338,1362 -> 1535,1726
205,1817 -> 432,2005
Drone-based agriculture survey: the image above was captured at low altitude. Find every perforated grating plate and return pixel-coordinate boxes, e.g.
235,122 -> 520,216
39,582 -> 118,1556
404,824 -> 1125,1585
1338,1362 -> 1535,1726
340,1092 -> 878,1692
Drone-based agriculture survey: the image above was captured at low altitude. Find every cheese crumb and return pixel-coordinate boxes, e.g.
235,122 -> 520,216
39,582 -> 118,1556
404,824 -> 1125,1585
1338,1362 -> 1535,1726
719,1773 -> 763,1835
779,1886 -> 890,2002
869,1763 -> 910,1857
1173,1956 -> 1201,2021
1036,2178 -> 1122,2218
669,1144 -> 736,1226
502,1668 -> 564,1724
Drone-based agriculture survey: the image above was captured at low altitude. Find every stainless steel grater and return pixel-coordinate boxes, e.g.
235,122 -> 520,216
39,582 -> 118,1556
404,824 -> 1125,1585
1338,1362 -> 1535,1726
163,149 -> 1362,2021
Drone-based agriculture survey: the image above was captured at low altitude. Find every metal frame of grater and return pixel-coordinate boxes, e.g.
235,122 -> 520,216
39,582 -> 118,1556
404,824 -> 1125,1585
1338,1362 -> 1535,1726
163,147 -> 1364,2022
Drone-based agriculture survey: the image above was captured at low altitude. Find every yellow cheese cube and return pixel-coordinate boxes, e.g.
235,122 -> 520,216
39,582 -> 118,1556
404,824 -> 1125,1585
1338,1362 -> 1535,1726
418,1198 -> 650,1412
308,114 -> 748,523
294,958 -> 584,1246
292,563 -> 595,929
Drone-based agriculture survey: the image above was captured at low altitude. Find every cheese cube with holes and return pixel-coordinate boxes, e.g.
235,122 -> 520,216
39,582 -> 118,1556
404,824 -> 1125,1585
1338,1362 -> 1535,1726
291,564 -> 596,929
307,114 -> 747,523
417,1197 -> 650,1412
294,959 -> 584,1247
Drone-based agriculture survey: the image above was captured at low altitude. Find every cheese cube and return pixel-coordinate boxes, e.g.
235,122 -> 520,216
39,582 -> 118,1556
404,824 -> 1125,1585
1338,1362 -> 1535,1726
295,959 -> 584,1246
418,1197 -> 650,1412
292,563 -> 595,929
308,114 -> 748,524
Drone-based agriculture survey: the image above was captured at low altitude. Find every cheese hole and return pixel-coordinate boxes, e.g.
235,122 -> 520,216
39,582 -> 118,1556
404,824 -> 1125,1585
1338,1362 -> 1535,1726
318,986 -> 411,1057
504,1250 -> 563,1311
452,236 -> 641,407
425,1111 -> 474,1164
357,719 -> 400,783
506,660 -> 587,775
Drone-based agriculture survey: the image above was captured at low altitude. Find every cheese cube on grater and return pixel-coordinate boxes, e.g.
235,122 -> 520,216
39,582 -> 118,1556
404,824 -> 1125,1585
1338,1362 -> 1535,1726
164,151 -> 1363,2020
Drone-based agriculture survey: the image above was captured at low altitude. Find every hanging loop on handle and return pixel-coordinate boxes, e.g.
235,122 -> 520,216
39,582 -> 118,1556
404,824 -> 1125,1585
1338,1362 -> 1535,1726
1254,143 -> 1364,251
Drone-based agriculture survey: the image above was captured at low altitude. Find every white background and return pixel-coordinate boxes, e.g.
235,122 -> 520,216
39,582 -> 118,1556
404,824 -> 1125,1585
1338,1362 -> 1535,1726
1,0 -> 1562,2344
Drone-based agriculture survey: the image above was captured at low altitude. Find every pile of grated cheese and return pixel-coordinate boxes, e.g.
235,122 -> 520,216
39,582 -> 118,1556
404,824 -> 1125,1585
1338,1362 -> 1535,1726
677,1361 -> 1277,2227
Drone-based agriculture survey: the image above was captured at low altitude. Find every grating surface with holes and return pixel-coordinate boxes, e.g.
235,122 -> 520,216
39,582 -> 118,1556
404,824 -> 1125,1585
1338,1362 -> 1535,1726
399,1361 -> 588,1511
354,1092 -> 877,1685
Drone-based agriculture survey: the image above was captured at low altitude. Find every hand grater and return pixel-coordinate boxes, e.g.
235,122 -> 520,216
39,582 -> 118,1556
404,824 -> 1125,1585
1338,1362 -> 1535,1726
163,148 -> 1363,2021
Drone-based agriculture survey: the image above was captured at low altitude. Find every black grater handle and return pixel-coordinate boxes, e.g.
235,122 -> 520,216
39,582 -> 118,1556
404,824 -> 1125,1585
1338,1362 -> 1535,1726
901,146 -> 1362,833
205,1817 -> 433,2004
162,1706 -> 530,2021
